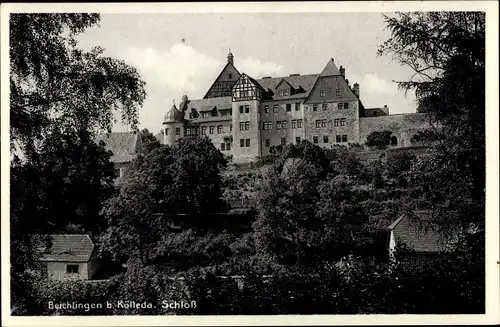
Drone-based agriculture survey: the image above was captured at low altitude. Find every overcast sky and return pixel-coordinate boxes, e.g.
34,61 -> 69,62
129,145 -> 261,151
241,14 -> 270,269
76,13 -> 418,134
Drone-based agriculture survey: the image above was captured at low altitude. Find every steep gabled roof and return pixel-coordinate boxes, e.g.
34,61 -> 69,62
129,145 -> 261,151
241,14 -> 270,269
95,132 -> 141,164
320,58 -> 341,77
389,211 -> 450,253
39,234 -> 95,262
203,62 -> 241,99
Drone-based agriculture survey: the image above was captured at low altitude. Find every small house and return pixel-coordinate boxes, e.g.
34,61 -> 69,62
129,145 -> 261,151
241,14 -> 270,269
387,211 -> 451,269
39,234 -> 97,281
95,131 -> 143,186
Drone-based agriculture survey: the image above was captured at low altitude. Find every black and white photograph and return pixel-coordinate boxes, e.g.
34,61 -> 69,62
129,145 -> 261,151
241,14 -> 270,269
1,1 -> 499,325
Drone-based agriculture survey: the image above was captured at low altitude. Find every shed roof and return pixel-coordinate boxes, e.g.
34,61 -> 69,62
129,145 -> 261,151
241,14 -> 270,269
389,211 -> 450,253
39,234 -> 95,262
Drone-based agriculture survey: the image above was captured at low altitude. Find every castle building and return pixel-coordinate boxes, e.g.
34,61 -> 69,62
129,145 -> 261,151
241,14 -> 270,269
163,50 -> 430,162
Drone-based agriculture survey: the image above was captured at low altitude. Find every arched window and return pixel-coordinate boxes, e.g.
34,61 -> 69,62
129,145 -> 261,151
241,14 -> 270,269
391,136 -> 398,146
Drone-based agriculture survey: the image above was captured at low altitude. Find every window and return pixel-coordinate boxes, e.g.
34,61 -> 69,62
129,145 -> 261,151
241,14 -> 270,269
114,168 -> 120,178
226,143 -> 231,151
323,136 -> 329,143
283,89 -> 289,96
265,139 -> 270,147
273,105 -> 279,113
286,103 -> 291,112
165,128 -> 169,135
245,122 -> 250,130
230,124 -> 232,132
336,89 -> 340,96
342,134 -> 348,142
337,103 -> 343,110
322,119 -> 327,128
246,139 -> 250,147
292,120 -> 297,129
175,128 -> 181,136
221,143 -> 226,151
313,105 -> 318,112
263,122 -> 267,130
334,119 -> 339,127
281,138 -> 286,145
316,120 -> 321,128
264,105 -> 270,113
296,137 -> 301,144
295,103 -> 301,111
239,105 -> 244,114
297,119 -> 302,128
228,73 -> 232,79
66,264 -> 79,274
209,126 -> 214,134
344,102 -> 349,109
240,139 -> 245,147
217,125 -> 223,134
282,121 -> 288,129
336,135 -> 341,143
340,118 -> 346,126
313,136 -> 319,144
322,103 -> 327,111
320,90 -> 325,97
277,121 -> 282,130
201,126 -> 207,135
240,122 -> 244,131
245,105 -> 250,113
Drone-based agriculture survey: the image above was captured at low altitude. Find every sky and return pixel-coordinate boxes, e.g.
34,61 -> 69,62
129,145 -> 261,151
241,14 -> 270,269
76,13 -> 418,135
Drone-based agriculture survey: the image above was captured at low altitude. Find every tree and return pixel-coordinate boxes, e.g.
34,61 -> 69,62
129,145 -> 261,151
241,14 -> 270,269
377,12 -> 485,311
139,128 -> 161,154
100,136 -> 228,265
378,12 -> 485,233
253,158 -> 320,268
10,14 -> 146,157
365,131 -> 392,150
10,14 -> 146,313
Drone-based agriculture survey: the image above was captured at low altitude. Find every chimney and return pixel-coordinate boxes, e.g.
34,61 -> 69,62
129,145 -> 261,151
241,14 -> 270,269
353,82 -> 360,98
227,49 -> 234,65
339,65 -> 346,78
382,104 -> 389,115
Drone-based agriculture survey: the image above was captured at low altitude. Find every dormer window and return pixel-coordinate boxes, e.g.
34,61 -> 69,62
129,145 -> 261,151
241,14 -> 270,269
283,89 -> 289,96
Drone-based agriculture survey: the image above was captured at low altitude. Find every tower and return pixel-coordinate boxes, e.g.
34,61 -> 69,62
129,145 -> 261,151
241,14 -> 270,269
227,49 -> 234,65
231,73 -> 265,162
162,101 -> 184,146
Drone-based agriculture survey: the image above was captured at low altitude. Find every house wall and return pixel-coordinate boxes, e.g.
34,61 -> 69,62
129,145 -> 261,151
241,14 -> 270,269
359,113 -> 431,147
259,99 -> 306,154
198,119 -> 233,153
232,99 -> 261,162
46,261 -> 89,280
87,254 -> 98,280
303,100 -> 360,146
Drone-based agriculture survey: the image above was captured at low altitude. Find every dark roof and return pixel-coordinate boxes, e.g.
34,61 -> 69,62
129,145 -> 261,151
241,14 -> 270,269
187,96 -> 232,115
95,132 -> 140,164
389,211 -> 449,253
320,58 -> 341,76
39,234 -> 95,262
256,74 -> 319,100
